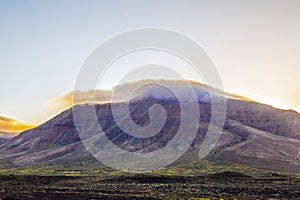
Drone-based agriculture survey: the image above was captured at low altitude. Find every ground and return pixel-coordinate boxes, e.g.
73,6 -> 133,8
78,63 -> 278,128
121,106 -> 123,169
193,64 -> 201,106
0,172 -> 299,199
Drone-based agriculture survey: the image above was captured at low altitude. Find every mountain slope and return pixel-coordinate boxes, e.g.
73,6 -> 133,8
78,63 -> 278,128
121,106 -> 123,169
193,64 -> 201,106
227,100 -> 300,139
220,119 -> 300,172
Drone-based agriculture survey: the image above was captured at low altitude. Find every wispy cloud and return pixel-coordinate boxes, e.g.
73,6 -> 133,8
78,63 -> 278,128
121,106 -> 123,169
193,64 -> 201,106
0,116 -> 34,134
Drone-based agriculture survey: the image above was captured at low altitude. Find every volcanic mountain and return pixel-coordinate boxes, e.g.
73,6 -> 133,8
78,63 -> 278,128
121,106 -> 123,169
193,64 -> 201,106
0,80 -> 299,173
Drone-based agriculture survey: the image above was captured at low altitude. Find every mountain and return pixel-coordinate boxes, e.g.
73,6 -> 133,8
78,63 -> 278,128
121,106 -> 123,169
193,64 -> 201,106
0,137 -> 7,145
0,116 -> 34,138
0,80 -> 299,173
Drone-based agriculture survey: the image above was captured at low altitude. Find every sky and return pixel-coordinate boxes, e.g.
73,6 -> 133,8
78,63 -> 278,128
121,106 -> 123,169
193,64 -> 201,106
0,0 -> 300,124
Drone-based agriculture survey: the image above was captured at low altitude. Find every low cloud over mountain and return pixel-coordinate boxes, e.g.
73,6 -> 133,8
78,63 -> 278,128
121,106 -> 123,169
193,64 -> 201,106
0,80 -> 299,173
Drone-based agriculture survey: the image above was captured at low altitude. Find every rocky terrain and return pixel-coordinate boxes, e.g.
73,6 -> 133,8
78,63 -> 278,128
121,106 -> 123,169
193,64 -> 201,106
0,173 -> 299,199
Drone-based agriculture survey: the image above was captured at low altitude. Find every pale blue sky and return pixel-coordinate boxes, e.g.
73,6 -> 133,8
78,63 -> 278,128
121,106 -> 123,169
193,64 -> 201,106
0,0 -> 300,124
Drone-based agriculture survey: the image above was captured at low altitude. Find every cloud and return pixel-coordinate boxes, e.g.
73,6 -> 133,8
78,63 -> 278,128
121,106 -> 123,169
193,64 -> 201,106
45,89 -> 112,110
0,116 -> 35,134
46,79 -> 249,110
